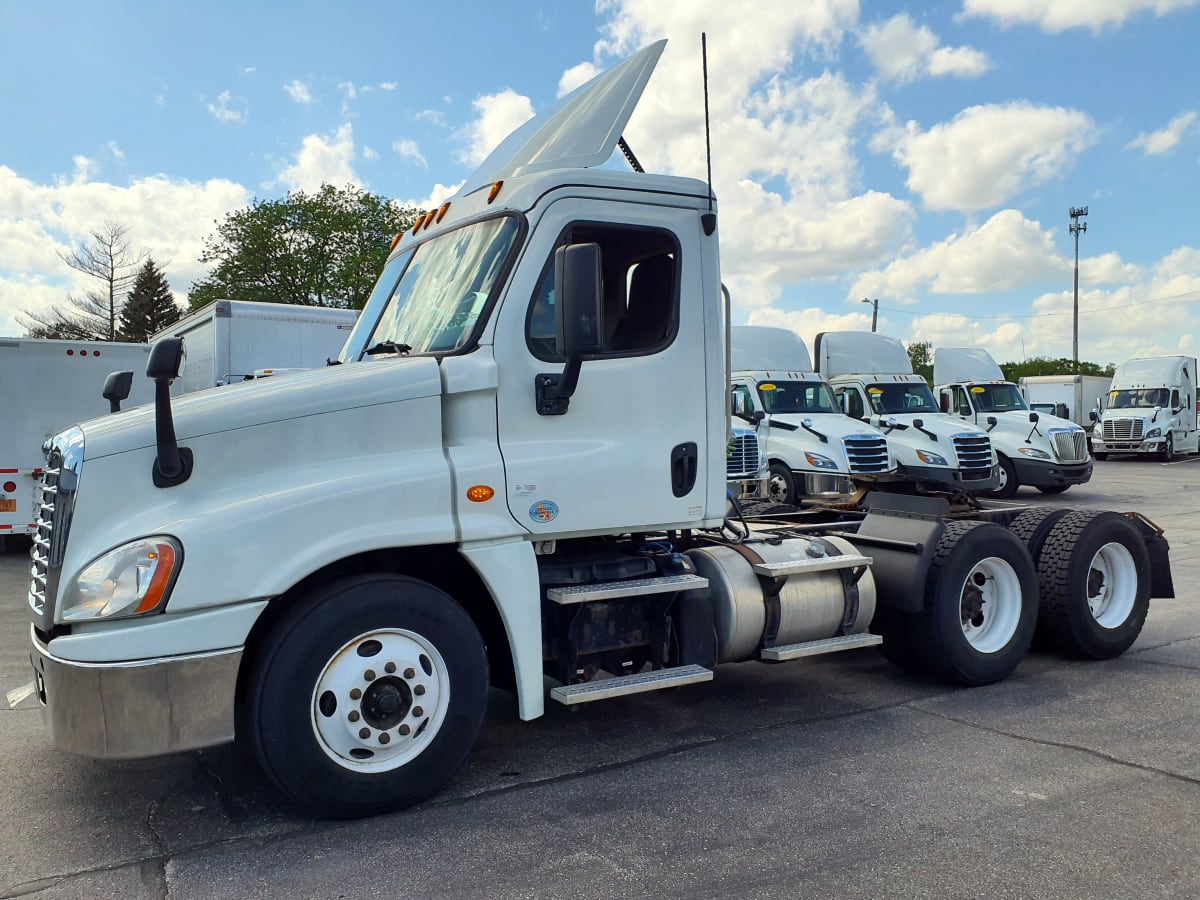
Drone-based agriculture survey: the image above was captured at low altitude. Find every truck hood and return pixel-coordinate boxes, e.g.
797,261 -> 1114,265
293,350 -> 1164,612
78,357 -> 443,460
768,412 -> 884,442
876,412 -> 987,444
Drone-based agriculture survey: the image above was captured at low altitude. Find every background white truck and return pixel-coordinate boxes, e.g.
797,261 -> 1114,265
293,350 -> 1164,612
934,348 -> 1092,499
815,332 -> 999,494
731,325 -> 891,503
1092,356 -> 1198,460
16,40 -> 1173,819
0,338 -> 155,551
151,299 -> 358,394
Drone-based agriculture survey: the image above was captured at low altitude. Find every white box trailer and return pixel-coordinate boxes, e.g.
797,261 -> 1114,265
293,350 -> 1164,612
0,339 -> 155,549
151,300 -> 358,394
1018,374 -> 1111,427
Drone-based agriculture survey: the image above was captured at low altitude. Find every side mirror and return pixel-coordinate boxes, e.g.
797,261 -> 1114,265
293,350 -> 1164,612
913,418 -> 924,429
146,338 -> 192,487
939,393 -> 950,413
147,338 -> 186,382
102,370 -> 133,413
986,415 -> 998,431
1089,410 -> 1099,422
537,243 -> 603,416
731,391 -> 748,416
1028,411 -> 1040,424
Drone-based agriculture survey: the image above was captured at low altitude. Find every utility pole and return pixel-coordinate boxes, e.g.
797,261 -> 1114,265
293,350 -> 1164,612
862,297 -> 879,333
1069,206 -> 1088,372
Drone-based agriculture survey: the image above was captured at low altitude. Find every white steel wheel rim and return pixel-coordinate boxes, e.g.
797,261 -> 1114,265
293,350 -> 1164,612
1087,542 -> 1138,628
995,464 -> 1009,491
310,628 -> 450,773
767,473 -> 789,503
958,557 -> 1022,653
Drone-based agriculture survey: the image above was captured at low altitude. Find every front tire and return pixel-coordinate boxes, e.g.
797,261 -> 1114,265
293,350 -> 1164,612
1159,434 -> 1174,462
909,521 -> 1038,685
988,455 -> 1019,499
1037,485 -> 1070,494
1092,452 -> 1108,461
245,574 -> 489,818
767,462 -> 797,505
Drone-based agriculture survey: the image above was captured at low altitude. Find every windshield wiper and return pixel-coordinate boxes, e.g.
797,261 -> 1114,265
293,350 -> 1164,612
364,340 -> 412,356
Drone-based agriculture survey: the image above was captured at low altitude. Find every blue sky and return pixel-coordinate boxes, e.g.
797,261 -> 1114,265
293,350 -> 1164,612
1,0 -> 1198,367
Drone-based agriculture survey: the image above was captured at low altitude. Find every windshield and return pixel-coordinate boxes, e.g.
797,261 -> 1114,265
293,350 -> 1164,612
866,382 -> 938,414
757,380 -> 837,414
1109,388 -> 1169,409
968,383 -> 1029,413
350,215 -> 521,359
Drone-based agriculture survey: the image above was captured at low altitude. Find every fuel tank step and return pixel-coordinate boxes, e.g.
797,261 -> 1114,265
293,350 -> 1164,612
750,553 -> 871,578
546,573 -> 709,605
760,632 -> 883,661
550,664 -> 714,704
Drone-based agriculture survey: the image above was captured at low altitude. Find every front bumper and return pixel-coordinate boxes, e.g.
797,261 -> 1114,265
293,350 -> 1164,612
1092,437 -> 1163,454
29,626 -> 241,759
896,463 -> 1000,493
1012,457 -> 1093,488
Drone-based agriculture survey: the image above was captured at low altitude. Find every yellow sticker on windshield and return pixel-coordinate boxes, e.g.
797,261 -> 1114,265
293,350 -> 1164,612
868,387 -> 883,395
760,383 -> 777,391
1110,390 -> 1119,398
970,386 -> 985,393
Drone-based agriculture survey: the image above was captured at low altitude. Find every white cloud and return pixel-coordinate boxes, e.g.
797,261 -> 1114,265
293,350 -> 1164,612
416,109 -> 446,127
339,81 -> 358,101
204,89 -> 248,123
284,80 -> 315,105
392,138 -> 428,168
271,123 -> 360,192
558,61 -> 600,98
1127,111 -> 1197,155
882,102 -> 1095,212
362,146 -> 379,161
961,0 -> 1198,33
106,141 -> 125,161
456,89 -> 535,167
404,182 -> 465,213
378,82 -> 397,92
859,14 -> 989,83
242,66 -> 257,75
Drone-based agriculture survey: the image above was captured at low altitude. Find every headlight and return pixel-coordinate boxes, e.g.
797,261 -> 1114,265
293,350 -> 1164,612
61,537 -> 181,622
803,451 -> 839,470
916,450 -> 948,466
1018,447 -> 1052,460
1145,428 -> 1161,439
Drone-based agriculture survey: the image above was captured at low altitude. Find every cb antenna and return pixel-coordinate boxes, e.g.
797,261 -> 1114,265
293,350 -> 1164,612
702,33 -> 713,212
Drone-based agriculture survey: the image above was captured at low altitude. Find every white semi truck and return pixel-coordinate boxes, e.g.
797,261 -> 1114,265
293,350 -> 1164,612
815,332 -> 1000,494
1092,356 -> 1198,460
934,348 -> 1092,499
151,299 -> 358,393
730,325 -> 892,503
0,339 -> 156,551
16,41 -> 1173,819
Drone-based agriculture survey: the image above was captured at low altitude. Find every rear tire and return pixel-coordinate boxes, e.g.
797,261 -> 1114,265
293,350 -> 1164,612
245,573 -> 489,818
988,455 -> 1019,499
767,462 -> 797,505
1034,510 -> 1150,659
909,521 -> 1038,685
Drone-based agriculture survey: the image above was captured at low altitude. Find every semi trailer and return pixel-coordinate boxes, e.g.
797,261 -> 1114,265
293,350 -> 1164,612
16,40 -> 1172,819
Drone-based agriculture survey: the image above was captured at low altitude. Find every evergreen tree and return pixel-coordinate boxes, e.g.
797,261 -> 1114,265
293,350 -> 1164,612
120,259 -> 181,342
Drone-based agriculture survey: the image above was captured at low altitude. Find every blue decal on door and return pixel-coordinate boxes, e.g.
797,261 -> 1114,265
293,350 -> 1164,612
529,500 -> 559,523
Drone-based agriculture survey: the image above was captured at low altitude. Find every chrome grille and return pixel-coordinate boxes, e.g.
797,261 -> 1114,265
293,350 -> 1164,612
843,433 -> 890,473
1102,418 -> 1143,442
1049,428 -> 1088,463
952,433 -> 995,479
727,430 -> 761,480
28,427 -> 83,629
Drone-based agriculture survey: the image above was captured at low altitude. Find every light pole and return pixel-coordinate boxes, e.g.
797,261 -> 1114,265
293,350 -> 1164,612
1069,206 -> 1088,371
862,297 -> 878,332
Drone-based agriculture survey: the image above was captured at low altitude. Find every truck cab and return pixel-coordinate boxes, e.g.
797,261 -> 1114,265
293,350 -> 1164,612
730,326 -> 891,504
1093,356 -> 1199,460
935,348 -> 1091,498
815,332 -> 999,494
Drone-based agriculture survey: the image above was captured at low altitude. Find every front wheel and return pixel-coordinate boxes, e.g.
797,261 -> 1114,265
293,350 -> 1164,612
1159,434 -> 1174,462
909,521 -> 1038,685
767,462 -> 797,505
988,455 -> 1019,499
1037,485 -> 1070,494
244,574 -> 489,818
1092,451 -> 1108,461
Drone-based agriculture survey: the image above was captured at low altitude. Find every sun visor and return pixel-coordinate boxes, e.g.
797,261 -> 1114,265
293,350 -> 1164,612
457,39 -> 667,198
731,326 -> 814,373
933,347 -> 1003,385
814,331 -> 912,378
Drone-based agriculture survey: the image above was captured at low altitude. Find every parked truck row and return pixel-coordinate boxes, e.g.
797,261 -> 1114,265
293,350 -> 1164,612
13,40 -> 1174,820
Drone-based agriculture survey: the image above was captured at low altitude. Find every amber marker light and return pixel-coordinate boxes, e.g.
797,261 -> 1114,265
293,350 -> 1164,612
135,542 -> 178,614
436,202 -> 451,222
466,485 -> 495,503
487,181 -> 503,204
389,232 -> 402,252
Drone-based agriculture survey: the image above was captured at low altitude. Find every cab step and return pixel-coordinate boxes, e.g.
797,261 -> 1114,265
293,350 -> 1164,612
760,632 -> 883,661
751,553 -> 871,578
550,664 -> 713,705
546,573 -> 708,605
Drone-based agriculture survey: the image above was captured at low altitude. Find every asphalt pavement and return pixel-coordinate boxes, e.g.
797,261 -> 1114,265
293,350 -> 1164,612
2,457 -> 1198,899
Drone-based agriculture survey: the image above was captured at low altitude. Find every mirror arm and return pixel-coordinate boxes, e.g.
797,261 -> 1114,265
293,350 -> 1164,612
535,358 -> 583,416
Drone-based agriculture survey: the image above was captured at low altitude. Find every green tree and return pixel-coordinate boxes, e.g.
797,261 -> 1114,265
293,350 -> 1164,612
19,221 -> 148,340
1000,356 -> 1116,381
120,259 -> 182,342
906,340 -> 933,382
189,184 -> 419,310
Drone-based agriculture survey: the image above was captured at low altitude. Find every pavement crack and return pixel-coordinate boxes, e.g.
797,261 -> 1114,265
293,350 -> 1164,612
1131,658 -> 1200,672
195,753 -> 249,823
908,704 -> 1200,789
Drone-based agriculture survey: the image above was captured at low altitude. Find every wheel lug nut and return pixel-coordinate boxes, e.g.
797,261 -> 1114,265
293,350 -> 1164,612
414,685 -> 426,696
403,667 -> 415,679
412,706 -> 424,717
350,688 -> 362,700
359,727 -> 370,739
379,733 -> 391,745
399,724 -> 411,736
348,710 -> 361,722
385,661 -> 397,674
364,669 -> 376,681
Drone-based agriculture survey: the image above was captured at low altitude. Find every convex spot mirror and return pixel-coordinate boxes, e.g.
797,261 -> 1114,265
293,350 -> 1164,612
147,337 -> 186,382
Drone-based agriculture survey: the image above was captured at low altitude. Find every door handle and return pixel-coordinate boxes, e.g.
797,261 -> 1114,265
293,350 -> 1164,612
670,442 -> 698,497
